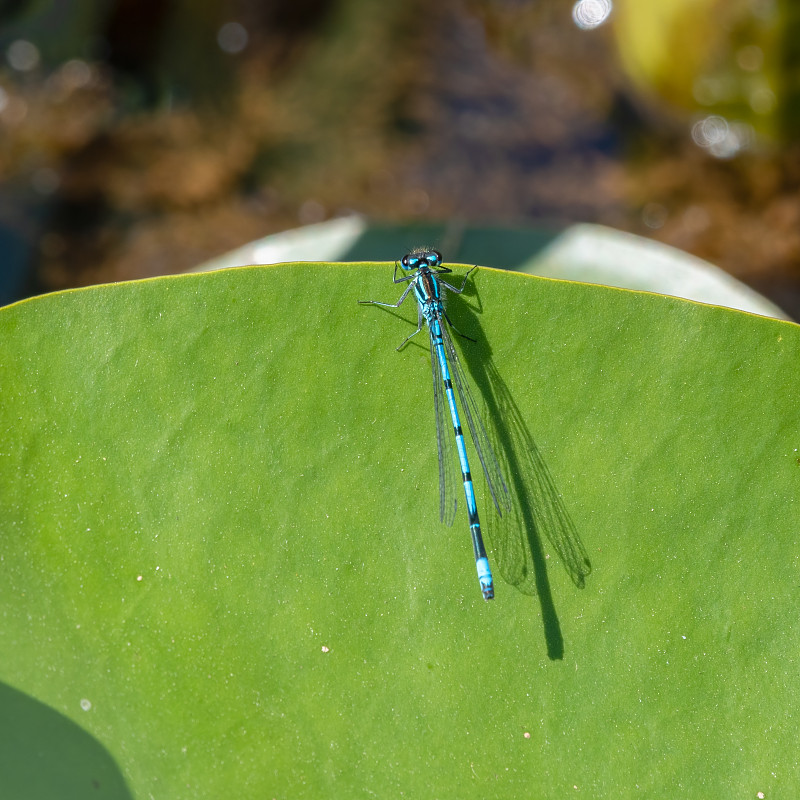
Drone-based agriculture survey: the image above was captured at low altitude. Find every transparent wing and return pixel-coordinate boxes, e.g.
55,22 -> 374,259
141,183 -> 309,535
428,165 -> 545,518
430,325 -> 459,527
441,323 -> 512,516
480,359 -> 592,598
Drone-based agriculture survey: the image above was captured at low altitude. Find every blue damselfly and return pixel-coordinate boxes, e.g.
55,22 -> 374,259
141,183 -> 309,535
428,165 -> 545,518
359,250 -> 511,600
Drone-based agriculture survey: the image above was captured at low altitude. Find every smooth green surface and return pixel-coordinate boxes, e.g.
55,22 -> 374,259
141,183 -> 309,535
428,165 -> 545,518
1,263 -> 799,798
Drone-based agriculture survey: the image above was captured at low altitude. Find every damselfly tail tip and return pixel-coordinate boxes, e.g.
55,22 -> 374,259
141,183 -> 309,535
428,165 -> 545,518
476,557 -> 494,600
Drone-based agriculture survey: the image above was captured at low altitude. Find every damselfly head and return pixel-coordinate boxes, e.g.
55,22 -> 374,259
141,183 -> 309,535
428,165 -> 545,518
401,249 -> 443,270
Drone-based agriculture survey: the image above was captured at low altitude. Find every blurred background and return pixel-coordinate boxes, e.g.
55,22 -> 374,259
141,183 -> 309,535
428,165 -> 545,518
1,0 -> 799,315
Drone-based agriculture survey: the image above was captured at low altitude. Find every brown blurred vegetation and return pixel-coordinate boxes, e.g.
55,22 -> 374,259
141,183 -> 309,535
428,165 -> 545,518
0,0 -> 798,313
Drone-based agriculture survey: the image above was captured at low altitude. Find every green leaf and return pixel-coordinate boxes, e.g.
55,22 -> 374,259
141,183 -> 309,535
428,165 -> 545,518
1,263 -> 798,797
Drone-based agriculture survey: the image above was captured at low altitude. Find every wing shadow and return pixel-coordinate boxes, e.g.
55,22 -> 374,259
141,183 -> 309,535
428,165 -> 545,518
452,286 -> 592,661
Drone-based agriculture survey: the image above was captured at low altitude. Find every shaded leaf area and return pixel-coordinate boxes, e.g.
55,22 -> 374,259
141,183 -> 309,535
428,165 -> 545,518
1,263 -> 799,798
0,682 -> 133,800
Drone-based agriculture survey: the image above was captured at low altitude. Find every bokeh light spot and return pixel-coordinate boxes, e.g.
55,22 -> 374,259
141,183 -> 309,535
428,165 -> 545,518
572,0 -> 613,30
7,39 -> 40,72
691,115 -> 755,159
218,22 -> 248,55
